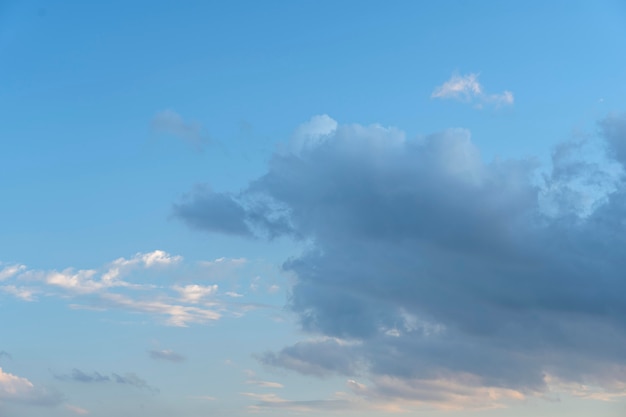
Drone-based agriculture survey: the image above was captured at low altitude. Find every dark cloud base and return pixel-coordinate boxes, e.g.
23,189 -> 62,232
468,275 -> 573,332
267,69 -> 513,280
175,114 -> 626,403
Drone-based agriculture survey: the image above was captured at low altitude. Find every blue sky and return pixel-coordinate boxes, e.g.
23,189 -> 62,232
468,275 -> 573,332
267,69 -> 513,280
2,1 -> 626,416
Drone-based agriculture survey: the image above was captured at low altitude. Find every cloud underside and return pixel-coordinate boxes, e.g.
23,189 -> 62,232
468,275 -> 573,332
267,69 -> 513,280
175,113 -> 626,409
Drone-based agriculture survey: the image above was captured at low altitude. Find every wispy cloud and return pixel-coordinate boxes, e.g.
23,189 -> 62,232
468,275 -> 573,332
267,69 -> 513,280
245,379 -> 284,389
151,109 -> 209,150
66,404 -> 90,415
149,349 -> 186,363
54,369 -> 158,393
431,73 -> 513,108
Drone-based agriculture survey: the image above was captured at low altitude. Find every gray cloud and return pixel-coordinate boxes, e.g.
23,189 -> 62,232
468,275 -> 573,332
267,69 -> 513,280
174,114 -> 626,405
54,369 -> 110,383
148,349 -> 186,363
54,369 -> 157,393
151,109 -> 209,150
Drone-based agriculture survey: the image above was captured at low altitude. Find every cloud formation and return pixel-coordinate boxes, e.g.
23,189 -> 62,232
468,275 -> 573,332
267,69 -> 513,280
432,73 -> 514,108
0,251 -> 270,327
175,114 -> 626,409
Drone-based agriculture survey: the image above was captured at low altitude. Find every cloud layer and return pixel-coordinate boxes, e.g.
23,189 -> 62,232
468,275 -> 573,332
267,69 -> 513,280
0,251 -> 273,327
175,113 -> 626,409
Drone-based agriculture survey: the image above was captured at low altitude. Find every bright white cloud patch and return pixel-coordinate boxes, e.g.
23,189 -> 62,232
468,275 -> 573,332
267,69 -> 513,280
0,367 -> 61,406
432,73 -> 514,108
0,252 -> 271,327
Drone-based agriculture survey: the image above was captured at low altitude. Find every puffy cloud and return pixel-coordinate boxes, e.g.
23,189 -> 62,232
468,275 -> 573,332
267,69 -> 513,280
175,114 -> 626,409
432,73 -> 513,108
0,367 -> 62,407
173,284 -> 218,303
149,349 -> 186,363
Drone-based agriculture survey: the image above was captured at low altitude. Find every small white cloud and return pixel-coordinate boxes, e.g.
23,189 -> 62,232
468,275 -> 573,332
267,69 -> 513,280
431,73 -> 513,108
66,404 -> 90,415
0,264 -> 26,281
225,291 -> 243,298
0,367 -> 61,406
149,349 -> 186,363
173,284 -> 218,303
246,380 -> 284,389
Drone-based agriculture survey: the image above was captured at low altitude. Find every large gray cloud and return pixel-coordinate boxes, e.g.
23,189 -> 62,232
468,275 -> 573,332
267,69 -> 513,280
175,114 -> 626,405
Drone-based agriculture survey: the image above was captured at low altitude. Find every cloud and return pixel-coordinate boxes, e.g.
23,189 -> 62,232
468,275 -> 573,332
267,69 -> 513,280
175,113 -> 626,409
54,369 -> 158,393
431,73 -> 513,108
54,369 -> 110,383
173,284 -> 218,303
0,367 -> 63,407
245,380 -> 284,389
0,352 -> 11,360
0,285 -> 37,301
66,404 -> 89,415
151,109 -> 209,150
0,264 -> 25,281
242,392 -> 351,413
112,373 -> 158,393
149,349 -> 186,363
0,251 -> 270,327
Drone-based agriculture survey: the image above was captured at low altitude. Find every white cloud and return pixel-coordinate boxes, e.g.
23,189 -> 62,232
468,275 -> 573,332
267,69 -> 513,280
0,250 -> 271,327
173,284 -> 218,303
98,293 -> 220,327
0,367 -> 61,406
245,380 -> 284,389
431,73 -> 513,108
0,264 -> 25,281
149,349 -> 186,363
290,114 -> 338,154
0,285 -> 36,301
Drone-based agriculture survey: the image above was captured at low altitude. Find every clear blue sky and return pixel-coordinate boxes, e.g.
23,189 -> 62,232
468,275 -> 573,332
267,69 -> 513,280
2,1 -> 626,416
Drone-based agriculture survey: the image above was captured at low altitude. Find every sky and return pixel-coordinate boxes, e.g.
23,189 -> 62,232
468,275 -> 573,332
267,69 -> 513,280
1,1 -> 626,416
